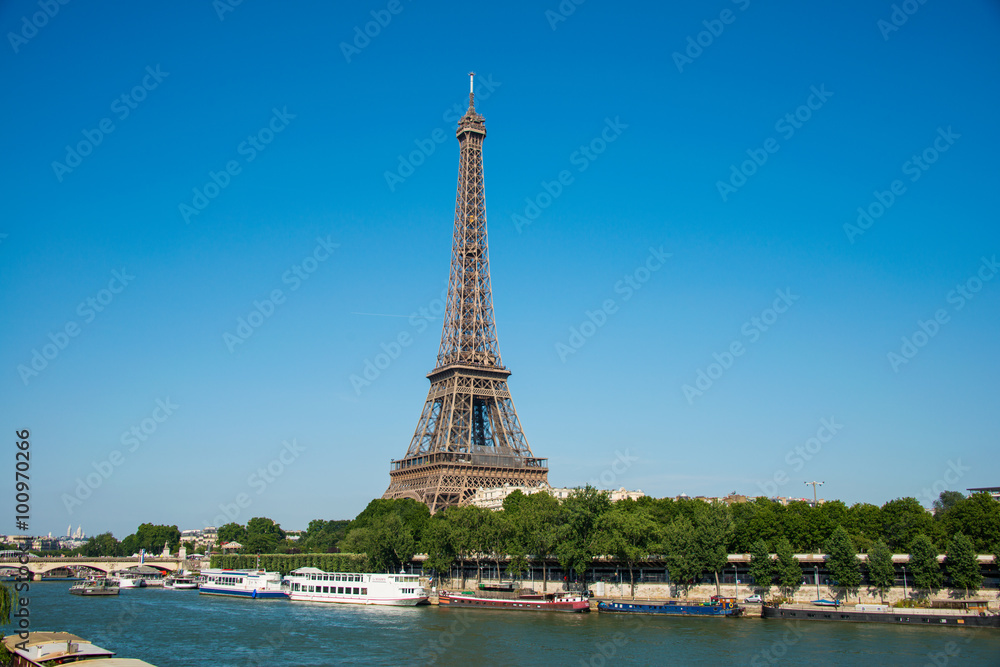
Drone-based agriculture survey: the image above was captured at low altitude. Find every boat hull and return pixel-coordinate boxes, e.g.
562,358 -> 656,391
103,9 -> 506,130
288,592 -> 426,606
597,600 -> 734,617
198,586 -> 287,599
762,605 -> 1000,627
439,593 -> 589,613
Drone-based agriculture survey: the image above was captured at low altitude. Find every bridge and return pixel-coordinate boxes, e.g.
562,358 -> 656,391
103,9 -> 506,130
0,556 -> 190,579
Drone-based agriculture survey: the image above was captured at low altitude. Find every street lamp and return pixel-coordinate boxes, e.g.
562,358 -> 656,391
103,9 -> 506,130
902,565 -> 907,599
733,563 -> 738,599
814,565 -> 820,600
804,481 -> 825,506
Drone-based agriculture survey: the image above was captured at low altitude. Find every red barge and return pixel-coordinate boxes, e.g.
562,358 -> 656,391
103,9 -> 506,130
438,586 -> 590,613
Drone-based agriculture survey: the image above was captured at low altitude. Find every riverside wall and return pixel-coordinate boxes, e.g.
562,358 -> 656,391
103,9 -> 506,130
433,576 -> 1000,610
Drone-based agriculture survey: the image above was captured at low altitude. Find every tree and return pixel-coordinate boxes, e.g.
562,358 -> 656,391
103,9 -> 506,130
555,486 -> 611,587
882,498 -> 936,553
81,532 -> 120,557
217,522 -> 248,547
866,540 -> 895,603
301,519 -> 350,553
131,523 -> 181,554
774,537 -> 801,598
443,504 -> 487,588
0,582 -> 12,625
824,525 -> 862,595
342,513 -> 416,573
595,501 -> 657,597
244,517 -> 286,554
933,490 -> 966,516
908,534 -> 943,595
748,539 -> 774,595
941,492 -> 1000,552
944,533 -> 981,599
421,516 -> 455,578
660,515 -> 700,597
692,501 -> 734,596
504,490 -> 561,591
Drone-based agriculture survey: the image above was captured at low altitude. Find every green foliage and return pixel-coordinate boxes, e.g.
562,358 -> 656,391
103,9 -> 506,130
908,534 -> 943,594
244,517 -> 286,554
421,516 -> 455,575
748,539 -> 774,592
881,498 -> 936,552
661,515 -> 700,592
595,500 -> 658,596
866,540 -> 895,601
81,532 -> 120,557
555,486 -> 611,583
774,537 -> 801,596
301,519 -> 350,553
824,525 -> 862,592
0,581 -> 11,625
692,502 -> 733,592
933,490 -> 966,515
940,492 -> 1000,552
217,522 -> 248,546
502,491 -> 561,589
342,513 -> 416,573
944,533 -> 981,597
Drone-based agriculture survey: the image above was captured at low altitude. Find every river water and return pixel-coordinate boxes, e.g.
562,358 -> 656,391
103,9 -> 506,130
16,581 -> 1000,666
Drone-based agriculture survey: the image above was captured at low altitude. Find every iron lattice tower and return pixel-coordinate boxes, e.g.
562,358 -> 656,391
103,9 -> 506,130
383,74 -> 548,513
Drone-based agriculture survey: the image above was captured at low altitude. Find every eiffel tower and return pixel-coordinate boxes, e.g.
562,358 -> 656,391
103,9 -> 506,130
383,73 -> 548,513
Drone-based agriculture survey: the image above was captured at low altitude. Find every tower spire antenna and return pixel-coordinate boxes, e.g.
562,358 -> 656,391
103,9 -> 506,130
468,71 -> 475,109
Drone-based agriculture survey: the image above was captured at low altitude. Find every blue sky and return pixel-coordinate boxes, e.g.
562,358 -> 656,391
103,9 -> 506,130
2,0 -> 998,538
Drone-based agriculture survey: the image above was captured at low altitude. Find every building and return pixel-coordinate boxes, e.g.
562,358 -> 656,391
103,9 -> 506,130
968,486 -> 1000,501
468,485 -> 645,511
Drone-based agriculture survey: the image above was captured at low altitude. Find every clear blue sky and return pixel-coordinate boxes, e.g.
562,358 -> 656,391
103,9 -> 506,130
2,0 -> 998,538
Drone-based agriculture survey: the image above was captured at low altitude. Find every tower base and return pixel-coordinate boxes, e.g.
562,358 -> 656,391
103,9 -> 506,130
383,452 -> 548,514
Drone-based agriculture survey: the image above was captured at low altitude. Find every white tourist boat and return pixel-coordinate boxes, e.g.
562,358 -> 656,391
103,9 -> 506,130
198,569 -> 287,599
164,576 -> 198,590
285,567 -> 427,606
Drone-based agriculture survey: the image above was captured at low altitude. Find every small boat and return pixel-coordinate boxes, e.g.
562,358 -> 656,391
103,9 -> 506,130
597,596 -> 741,617
811,599 -> 841,607
439,588 -> 590,613
164,576 -> 198,590
69,576 -> 119,596
1,631 -> 157,666
285,568 -> 427,606
198,568 -> 286,599
116,577 -> 146,589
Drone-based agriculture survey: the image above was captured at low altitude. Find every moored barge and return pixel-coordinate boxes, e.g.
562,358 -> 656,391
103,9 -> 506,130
438,589 -> 590,613
597,596 -> 741,617
762,602 -> 1000,627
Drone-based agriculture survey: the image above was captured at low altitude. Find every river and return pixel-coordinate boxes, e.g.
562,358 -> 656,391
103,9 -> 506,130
15,581 -> 1000,666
